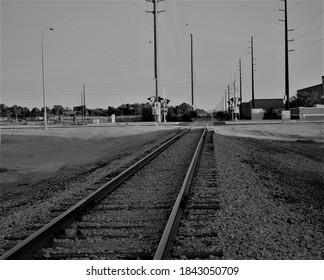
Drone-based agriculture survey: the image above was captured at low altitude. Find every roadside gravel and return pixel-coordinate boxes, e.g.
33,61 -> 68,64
213,133 -> 324,259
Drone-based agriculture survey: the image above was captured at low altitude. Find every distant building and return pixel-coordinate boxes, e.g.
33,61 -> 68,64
296,76 -> 324,104
241,98 -> 284,119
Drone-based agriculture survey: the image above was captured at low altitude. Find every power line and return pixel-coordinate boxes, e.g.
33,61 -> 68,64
254,0 -> 281,38
257,48 -> 284,65
295,24 -> 323,40
295,37 -> 323,50
129,0 -> 145,12
177,0 -> 191,55
158,28 -> 187,77
288,0 -> 302,13
254,20 -> 280,49
256,40 -> 284,59
163,0 -> 189,68
294,10 -> 324,29
258,55 -> 284,71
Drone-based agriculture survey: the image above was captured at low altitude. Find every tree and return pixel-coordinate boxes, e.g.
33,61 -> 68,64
31,107 -> 41,118
52,105 -> 64,115
21,107 -> 30,119
107,106 -> 121,116
133,103 -> 142,115
290,91 -> 319,108
0,104 -> 6,113
11,105 -> 22,119
0,104 -> 9,117
141,103 -> 154,121
174,103 -> 196,121
118,104 -> 132,115
41,106 -> 51,117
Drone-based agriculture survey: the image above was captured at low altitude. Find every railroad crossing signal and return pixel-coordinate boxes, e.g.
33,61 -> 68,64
148,96 -> 170,122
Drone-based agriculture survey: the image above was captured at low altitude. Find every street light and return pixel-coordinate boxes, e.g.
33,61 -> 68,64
41,27 -> 54,129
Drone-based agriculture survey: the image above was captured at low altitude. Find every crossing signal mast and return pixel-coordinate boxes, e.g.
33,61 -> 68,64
147,0 -> 165,122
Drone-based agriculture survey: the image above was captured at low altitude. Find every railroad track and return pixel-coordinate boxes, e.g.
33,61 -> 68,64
1,120 -> 218,260
154,130 -> 222,260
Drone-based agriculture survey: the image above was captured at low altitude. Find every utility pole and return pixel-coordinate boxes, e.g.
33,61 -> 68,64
233,79 -> 237,121
224,90 -> 227,112
163,82 -> 166,123
284,0 -> 289,110
83,83 -> 87,125
239,58 -> 243,118
190,33 -> 194,108
81,90 -> 83,124
147,0 -> 164,122
222,95 -> 224,112
233,78 -> 237,121
227,84 -> 231,119
249,36 -> 255,109
41,27 -> 54,129
280,0 -> 294,110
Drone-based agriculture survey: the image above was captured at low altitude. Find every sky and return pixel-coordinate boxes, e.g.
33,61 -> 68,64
1,0 -> 323,111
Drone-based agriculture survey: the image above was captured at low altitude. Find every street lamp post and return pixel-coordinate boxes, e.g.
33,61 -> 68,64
41,27 -> 54,129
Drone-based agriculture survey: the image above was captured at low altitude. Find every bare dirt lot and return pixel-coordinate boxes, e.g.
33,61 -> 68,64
0,125 -> 180,194
1,122 -> 322,194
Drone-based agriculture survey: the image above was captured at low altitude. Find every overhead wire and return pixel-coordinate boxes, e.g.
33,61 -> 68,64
258,55 -> 284,71
257,48 -> 285,65
163,0 -> 189,71
295,37 -> 323,51
253,0 -> 281,38
293,10 -> 324,29
294,24 -> 323,40
288,0 -> 302,13
256,40 -> 284,59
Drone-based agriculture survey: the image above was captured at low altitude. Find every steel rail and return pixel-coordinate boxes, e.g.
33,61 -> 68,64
0,128 -> 190,260
153,124 -> 208,260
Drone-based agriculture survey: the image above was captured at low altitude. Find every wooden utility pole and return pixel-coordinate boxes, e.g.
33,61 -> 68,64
83,83 -> 87,124
284,0 -> 289,110
239,58 -> 243,118
280,0 -> 293,110
227,84 -> 231,119
190,33 -> 194,108
250,36 -> 255,109
224,90 -> 227,112
81,90 -> 83,124
153,0 -> 159,104
233,79 -> 237,121
147,0 -> 164,122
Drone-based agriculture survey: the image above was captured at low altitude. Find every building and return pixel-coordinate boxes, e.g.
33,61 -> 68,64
289,76 -> 324,120
296,76 -> 324,105
241,98 -> 285,120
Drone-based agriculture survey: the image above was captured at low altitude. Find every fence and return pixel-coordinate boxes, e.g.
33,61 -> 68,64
0,115 -> 143,126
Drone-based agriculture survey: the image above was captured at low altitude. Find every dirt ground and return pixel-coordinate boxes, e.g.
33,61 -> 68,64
0,125 -> 179,194
1,122 -> 323,195
0,121 -> 323,260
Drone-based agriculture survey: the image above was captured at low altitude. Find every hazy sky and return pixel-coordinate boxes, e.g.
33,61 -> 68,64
1,0 -> 323,111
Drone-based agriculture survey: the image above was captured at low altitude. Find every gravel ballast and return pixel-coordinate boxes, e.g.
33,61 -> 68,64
212,133 -> 324,259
